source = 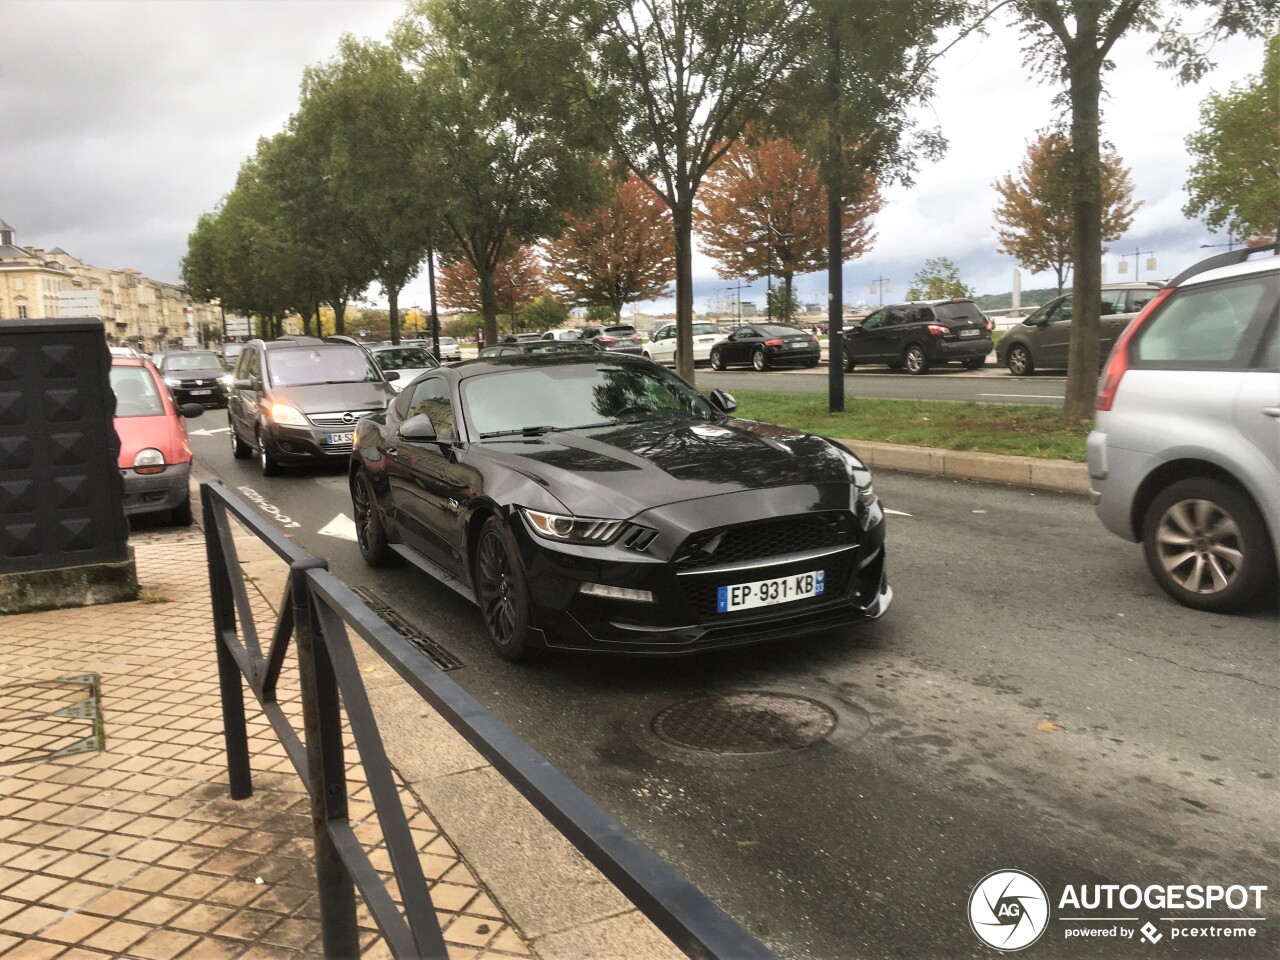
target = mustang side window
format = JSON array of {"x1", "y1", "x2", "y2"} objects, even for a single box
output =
[{"x1": 408, "y1": 378, "x2": 455, "y2": 438}]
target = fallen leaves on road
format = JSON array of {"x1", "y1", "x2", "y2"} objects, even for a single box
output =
[{"x1": 1035, "y1": 721, "x2": 1062, "y2": 733}]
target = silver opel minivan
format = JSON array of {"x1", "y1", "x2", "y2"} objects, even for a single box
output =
[{"x1": 1087, "y1": 244, "x2": 1278, "y2": 612}]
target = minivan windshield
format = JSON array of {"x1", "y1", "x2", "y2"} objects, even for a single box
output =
[{"x1": 266, "y1": 345, "x2": 381, "y2": 387}]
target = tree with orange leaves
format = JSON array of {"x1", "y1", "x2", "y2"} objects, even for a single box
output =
[
  {"x1": 993, "y1": 132, "x2": 1141, "y2": 295},
  {"x1": 697, "y1": 134, "x2": 883, "y2": 322},
  {"x1": 436, "y1": 245, "x2": 546, "y2": 327},
  {"x1": 544, "y1": 174, "x2": 675, "y2": 321}
]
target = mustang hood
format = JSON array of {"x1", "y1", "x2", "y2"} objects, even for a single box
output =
[{"x1": 477, "y1": 417, "x2": 862, "y2": 518}]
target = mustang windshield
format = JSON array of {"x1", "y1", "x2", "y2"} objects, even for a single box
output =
[
  {"x1": 266, "y1": 345, "x2": 380, "y2": 387},
  {"x1": 464, "y1": 363, "x2": 716, "y2": 438}
]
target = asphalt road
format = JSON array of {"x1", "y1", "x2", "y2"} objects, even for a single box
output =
[{"x1": 188, "y1": 424, "x2": 1278, "y2": 959}]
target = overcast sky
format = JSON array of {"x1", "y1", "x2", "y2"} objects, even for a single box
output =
[{"x1": 1, "y1": 1, "x2": 1266, "y2": 317}]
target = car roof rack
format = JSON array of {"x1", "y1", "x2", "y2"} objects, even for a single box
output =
[{"x1": 1169, "y1": 242, "x2": 1278, "y2": 287}]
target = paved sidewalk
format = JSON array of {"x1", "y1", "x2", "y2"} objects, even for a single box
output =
[{"x1": 0, "y1": 531, "x2": 532, "y2": 960}]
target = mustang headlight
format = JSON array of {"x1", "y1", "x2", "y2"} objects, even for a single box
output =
[
  {"x1": 522, "y1": 509, "x2": 623, "y2": 544},
  {"x1": 269, "y1": 403, "x2": 308, "y2": 426}
]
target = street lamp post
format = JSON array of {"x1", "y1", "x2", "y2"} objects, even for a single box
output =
[
  {"x1": 1116, "y1": 249, "x2": 1157, "y2": 280},
  {"x1": 749, "y1": 222, "x2": 793, "y2": 323},
  {"x1": 869, "y1": 276, "x2": 891, "y2": 306}
]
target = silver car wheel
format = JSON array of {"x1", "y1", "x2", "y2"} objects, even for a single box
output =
[{"x1": 1154, "y1": 498, "x2": 1245, "y2": 595}]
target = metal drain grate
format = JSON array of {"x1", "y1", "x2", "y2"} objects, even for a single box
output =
[
  {"x1": 651, "y1": 691, "x2": 836, "y2": 755},
  {"x1": 350, "y1": 586, "x2": 463, "y2": 672},
  {"x1": 0, "y1": 674, "x2": 104, "y2": 765}
]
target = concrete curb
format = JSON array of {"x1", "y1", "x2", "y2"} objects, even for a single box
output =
[{"x1": 839, "y1": 439, "x2": 1090, "y2": 494}]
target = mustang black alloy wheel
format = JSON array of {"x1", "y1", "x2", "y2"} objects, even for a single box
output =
[
  {"x1": 474, "y1": 517, "x2": 537, "y2": 662},
  {"x1": 352, "y1": 471, "x2": 391, "y2": 566}
]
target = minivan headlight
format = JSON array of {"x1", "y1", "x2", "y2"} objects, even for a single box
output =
[{"x1": 269, "y1": 403, "x2": 308, "y2": 426}]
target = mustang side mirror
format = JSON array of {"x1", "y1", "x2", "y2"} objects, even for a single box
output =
[
  {"x1": 399, "y1": 413, "x2": 438, "y2": 441},
  {"x1": 709, "y1": 389, "x2": 737, "y2": 414}
]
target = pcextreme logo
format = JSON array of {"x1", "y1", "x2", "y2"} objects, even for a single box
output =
[{"x1": 968, "y1": 870, "x2": 1050, "y2": 951}]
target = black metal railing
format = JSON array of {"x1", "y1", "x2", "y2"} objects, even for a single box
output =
[{"x1": 201, "y1": 479, "x2": 777, "y2": 960}]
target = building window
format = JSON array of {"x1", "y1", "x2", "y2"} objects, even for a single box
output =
[
  {"x1": 17, "y1": 305, "x2": 27, "y2": 319},
  {"x1": 12, "y1": 278, "x2": 22, "y2": 291}
]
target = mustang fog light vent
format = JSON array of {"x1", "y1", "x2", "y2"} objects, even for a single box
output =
[
  {"x1": 523, "y1": 509, "x2": 623, "y2": 544},
  {"x1": 579, "y1": 583, "x2": 655, "y2": 603}
]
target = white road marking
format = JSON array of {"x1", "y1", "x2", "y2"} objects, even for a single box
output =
[
  {"x1": 236, "y1": 485, "x2": 302, "y2": 528},
  {"x1": 318, "y1": 513, "x2": 359, "y2": 542},
  {"x1": 978, "y1": 393, "x2": 1063, "y2": 400},
  {"x1": 189, "y1": 427, "x2": 231, "y2": 436},
  {"x1": 884, "y1": 508, "x2": 913, "y2": 517}
]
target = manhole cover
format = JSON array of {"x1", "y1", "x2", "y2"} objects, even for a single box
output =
[{"x1": 651, "y1": 692, "x2": 836, "y2": 755}]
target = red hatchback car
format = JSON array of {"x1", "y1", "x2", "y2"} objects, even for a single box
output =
[{"x1": 110, "y1": 356, "x2": 203, "y2": 525}]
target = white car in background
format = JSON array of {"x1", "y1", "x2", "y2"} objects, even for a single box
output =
[
  {"x1": 644, "y1": 321, "x2": 721, "y2": 366},
  {"x1": 542, "y1": 328, "x2": 582, "y2": 341},
  {"x1": 368, "y1": 343, "x2": 441, "y2": 392},
  {"x1": 436, "y1": 336, "x2": 462, "y2": 361}
]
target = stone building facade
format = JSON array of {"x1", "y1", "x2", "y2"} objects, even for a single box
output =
[{"x1": 0, "y1": 218, "x2": 222, "y2": 350}]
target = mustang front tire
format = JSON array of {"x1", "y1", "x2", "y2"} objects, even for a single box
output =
[{"x1": 474, "y1": 517, "x2": 539, "y2": 662}]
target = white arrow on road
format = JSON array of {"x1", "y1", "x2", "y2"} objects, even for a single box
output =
[
  {"x1": 189, "y1": 427, "x2": 231, "y2": 436},
  {"x1": 318, "y1": 513, "x2": 359, "y2": 541},
  {"x1": 884, "y1": 508, "x2": 913, "y2": 517}
]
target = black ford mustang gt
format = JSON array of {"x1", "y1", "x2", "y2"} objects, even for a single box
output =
[{"x1": 349, "y1": 354, "x2": 890, "y2": 661}]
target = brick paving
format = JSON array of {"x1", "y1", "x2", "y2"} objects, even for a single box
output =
[{"x1": 0, "y1": 529, "x2": 533, "y2": 960}]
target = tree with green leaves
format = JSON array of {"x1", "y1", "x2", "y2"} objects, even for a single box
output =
[
  {"x1": 994, "y1": 132, "x2": 1141, "y2": 294},
  {"x1": 521, "y1": 294, "x2": 572, "y2": 332},
  {"x1": 396, "y1": 4, "x2": 603, "y2": 346},
  {"x1": 429, "y1": 0, "x2": 808, "y2": 382},
  {"x1": 1008, "y1": 0, "x2": 1276, "y2": 422},
  {"x1": 298, "y1": 36, "x2": 436, "y2": 345},
  {"x1": 1184, "y1": 33, "x2": 1279, "y2": 243},
  {"x1": 906, "y1": 258, "x2": 974, "y2": 300}
]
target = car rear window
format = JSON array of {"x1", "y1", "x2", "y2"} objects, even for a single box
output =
[
  {"x1": 605, "y1": 326, "x2": 637, "y2": 335},
  {"x1": 932, "y1": 303, "x2": 985, "y2": 323},
  {"x1": 374, "y1": 347, "x2": 438, "y2": 370},
  {"x1": 757, "y1": 325, "x2": 806, "y2": 337},
  {"x1": 111, "y1": 367, "x2": 166, "y2": 417}
]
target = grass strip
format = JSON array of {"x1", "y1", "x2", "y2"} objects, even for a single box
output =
[{"x1": 730, "y1": 390, "x2": 1089, "y2": 462}]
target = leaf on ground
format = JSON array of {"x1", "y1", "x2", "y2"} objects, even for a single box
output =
[
  {"x1": 736, "y1": 839, "x2": 759, "y2": 847},
  {"x1": 1035, "y1": 721, "x2": 1062, "y2": 732}
]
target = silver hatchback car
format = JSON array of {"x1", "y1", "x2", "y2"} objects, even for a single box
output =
[{"x1": 1087, "y1": 244, "x2": 1278, "y2": 612}]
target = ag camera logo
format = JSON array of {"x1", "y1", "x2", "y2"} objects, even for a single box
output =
[{"x1": 969, "y1": 870, "x2": 1050, "y2": 951}]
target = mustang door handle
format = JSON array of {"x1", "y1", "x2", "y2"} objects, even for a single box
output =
[{"x1": 1263, "y1": 407, "x2": 1280, "y2": 419}]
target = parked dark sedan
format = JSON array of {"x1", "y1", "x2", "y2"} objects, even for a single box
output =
[
  {"x1": 709, "y1": 324, "x2": 821, "y2": 371},
  {"x1": 349, "y1": 354, "x2": 890, "y2": 661},
  {"x1": 159, "y1": 350, "x2": 228, "y2": 407}
]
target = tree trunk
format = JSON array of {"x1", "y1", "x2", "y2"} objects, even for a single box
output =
[
  {"x1": 1063, "y1": 54, "x2": 1104, "y2": 424},
  {"x1": 333, "y1": 299, "x2": 347, "y2": 336},
  {"x1": 673, "y1": 202, "x2": 695, "y2": 383},
  {"x1": 388, "y1": 285, "x2": 401, "y2": 345},
  {"x1": 478, "y1": 268, "x2": 500, "y2": 346}
]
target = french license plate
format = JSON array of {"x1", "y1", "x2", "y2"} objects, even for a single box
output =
[
  {"x1": 959, "y1": 329, "x2": 980, "y2": 338},
  {"x1": 326, "y1": 432, "x2": 354, "y2": 445},
  {"x1": 717, "y1": 570, "x2": 824, "y2": 613},
  {"x1": 789, "y1": 341, "x2": 807, "y2": 348},
  {"x1": 190, "y1": 389, "x2": 212, "y2": 396}
]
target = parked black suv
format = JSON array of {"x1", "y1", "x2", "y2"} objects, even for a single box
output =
[
  {"x1": 227, "y1": 336, "x2": 399, "y2": 475},
  {"x1": 842, "y1": 299, "x2": 994, "y2": 374}
]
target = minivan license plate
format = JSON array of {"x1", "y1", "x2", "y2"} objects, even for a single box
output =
[
  {"x1": 326, "y1": 432, "x2": 354, "y2": 445},
  {"x1": 717, "y1": 570, "x2": 824, "y2": 613}
]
